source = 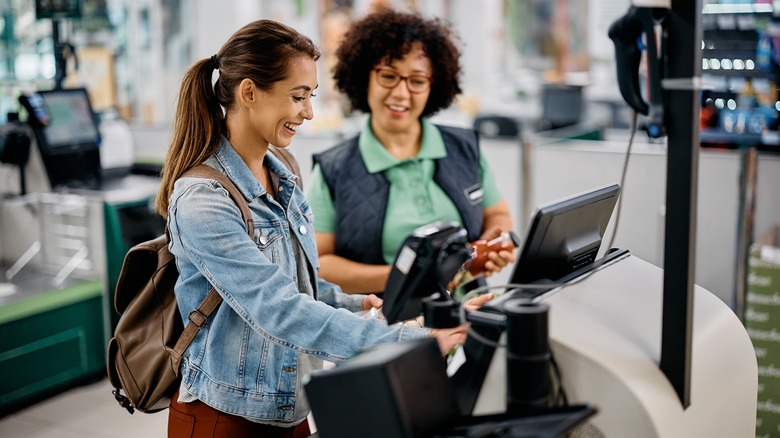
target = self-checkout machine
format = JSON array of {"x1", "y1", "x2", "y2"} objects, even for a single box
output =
[
  {"x1": 0, "y1": 2, "x2": 162, "y2": 414},
  {"x1": 0, "y1": 95, "x2": 107, "y2": 414},
  {"x1": 304, "y1": 1, "x2": 758, "y2": 437}
]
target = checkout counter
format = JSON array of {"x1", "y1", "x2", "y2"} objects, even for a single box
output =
[
  {"x1": 0, "y1": 88, "x2": 162, "y2": 414},
  {"x1": 304, "y1": 188, "x2": 758, "y2": 437}
]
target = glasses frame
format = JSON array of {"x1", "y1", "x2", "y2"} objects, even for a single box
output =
[{"x1": 372, "y1": 67, "x2": 432, "y2": 94}]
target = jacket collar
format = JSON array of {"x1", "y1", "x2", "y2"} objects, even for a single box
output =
[{"x1": 211, "y1": 137, "x2": 296, "y2": 201}]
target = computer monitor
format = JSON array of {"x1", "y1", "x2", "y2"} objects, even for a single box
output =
[
  {"x1": 382, "y1": 221, "x2": 471, "y2": 324},
  {"x1": 540, "y1": 84, "x2": 584, "y2": 130},
  {"x1": 19, "y1": 87, "x2": 103, "y2": 188},
  {"x1": 25, "y1": 88, "x2": 101, "y2": 156},
  {"x1": 507, "y1": 183, "x2": 621, "y2": 288},
  {"x1": 449, "y1": 184, "x2": 622, "y2": 415}
]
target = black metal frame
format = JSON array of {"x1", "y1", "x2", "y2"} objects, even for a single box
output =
[{"x1": 659, "y1": 0, "x2": 702, "y2": 408}]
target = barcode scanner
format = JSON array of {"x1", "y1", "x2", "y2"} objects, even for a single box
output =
[{"x1": 609, "y1": 6, "x2": 669, "y2": 138}]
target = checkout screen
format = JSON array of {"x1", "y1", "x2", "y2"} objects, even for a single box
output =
[{"x1": 41, "y1": 91, "x2": 100, "y2": 150}]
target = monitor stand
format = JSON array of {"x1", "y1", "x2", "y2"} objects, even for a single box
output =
[
  {"x1": 499, "y1": 247, "x2": 631, "y2": 304},
  {"x1": 41, "y1": 149, "x2": 102, "y2": 190},
  {"x1": 447, "y1": 248, "x2": 631, "y2": 415}
]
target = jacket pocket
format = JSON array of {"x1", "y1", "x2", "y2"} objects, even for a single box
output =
[{"x1": 253, "y1": 225, "x2": 283, "y2": 263}]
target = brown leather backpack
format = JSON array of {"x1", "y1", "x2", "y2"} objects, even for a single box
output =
[{"x1": 107, "y1": 147, "x2": 301, "y2": 414}]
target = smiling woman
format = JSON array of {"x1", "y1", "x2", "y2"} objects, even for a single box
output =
[
  {"x1": 150, "y1": 18, "x2": 467, "y2": 438},
  {"x1": 307, "y1": 8, "x2": 516, "y2": 296}
]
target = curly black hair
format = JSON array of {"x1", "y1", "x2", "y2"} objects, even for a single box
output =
[{"x1": 332, "y1": 9, "x2": 462, "y2": 118}]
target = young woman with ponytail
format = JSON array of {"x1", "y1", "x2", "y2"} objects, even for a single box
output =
[{"x1": 157, "y1": 19, "x2": 477, "y2": 438}]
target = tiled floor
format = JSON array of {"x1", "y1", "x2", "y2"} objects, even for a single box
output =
[
  {"x1": 0, "y1": 376, "x2": 325, "y2": 437},
  {"x1": 0, "y1": 378, "x2": 168, "y2": 438}
]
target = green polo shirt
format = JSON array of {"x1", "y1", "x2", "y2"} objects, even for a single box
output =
[{"x1": 307, "y1": 118, "x2": 502, "y2": 264}]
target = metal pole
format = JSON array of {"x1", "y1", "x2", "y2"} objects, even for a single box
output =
[
  {"x1": 659, "y1": 0, "x2": 702, "y2": 408},
  {"x1": 520, "y1": 132, "x2": 532, "y2": 232},
  {"x1": 734, "y1": 146, "x2": 757, "y2": 321},
  {"x1": 52, "y1": 18, "x2": 65, "y2": 89}
]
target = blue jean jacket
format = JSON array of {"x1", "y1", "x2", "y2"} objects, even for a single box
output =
[{"x1": 167, "y1": 138, "x2": 429, "y2": 424}]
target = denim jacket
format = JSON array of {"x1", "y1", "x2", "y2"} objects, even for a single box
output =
[{"x1": 167, "y1": 138, "x2": 429, "y2": 425}]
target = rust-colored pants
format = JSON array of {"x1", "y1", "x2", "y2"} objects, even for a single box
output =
[{"x1": 168, "y1": 389, "x2": 311, "y2": 438}]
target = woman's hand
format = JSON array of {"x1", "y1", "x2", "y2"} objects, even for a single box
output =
[
  {"x1": 361, "y1": 294, "x2": 384, "y2": 311},
  {"x1": 429, "y1": 294, "x2": 495, "y2": 354},
  {"x1": 430, "y1": 325, "x2": 469, "y2": 354},
  {"x1": 463, "y1": 293, "x2": 494, "y2": 312}
]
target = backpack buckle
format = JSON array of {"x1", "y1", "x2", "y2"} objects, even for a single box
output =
[
  {"x1": 189, "y1": 309, "x2": 207, "y2": 327},
  {"x1": 113, "y1": 389, "x2": 135, "y2": 414}
]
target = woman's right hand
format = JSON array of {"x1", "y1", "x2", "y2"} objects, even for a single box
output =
[{"x1": 429, "y1": 324, "x2": 469, "y2": 355}]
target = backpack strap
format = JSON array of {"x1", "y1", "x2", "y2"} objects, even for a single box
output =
[
  {"x1": 269, "y1": 145, "x2": 303, "y2": 189},
  {"x1": 182, "y1": 165, "x2": 254, "y2": 235},
  {"x1": 170, "y1": 164, "x2": 254, "y2": 363}
]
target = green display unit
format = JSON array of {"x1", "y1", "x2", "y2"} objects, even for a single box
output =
[
  {"x1": 0, "y1": 280, "x2": 105, "y2": 416},
  {"x1": 746, "y1": 223, "x2": 780, "y2": 438}
]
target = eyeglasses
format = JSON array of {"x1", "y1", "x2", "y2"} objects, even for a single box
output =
[{"x1": 373, "y1": 67, "x2": 432, "y2": 94}]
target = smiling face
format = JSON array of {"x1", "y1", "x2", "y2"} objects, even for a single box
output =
[
  {"x1": 367, "y1": 43, "x2": 432, "y2": 136},
  {"x1": 251, "y1": 55, "x2": 318, "y2": 148}
]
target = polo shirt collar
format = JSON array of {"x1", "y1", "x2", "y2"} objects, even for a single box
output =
[{"x1": 359, "y1": 117, "x2": 446, "y2": 173}]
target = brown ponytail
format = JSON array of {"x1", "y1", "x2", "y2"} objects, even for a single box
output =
[{"x1": 156, "y1": 58, "x2": 224, "y2": 216}]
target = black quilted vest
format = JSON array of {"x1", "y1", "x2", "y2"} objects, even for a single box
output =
[{"x1": 313, "y1": 124, "x2": 484, "y2": 265}]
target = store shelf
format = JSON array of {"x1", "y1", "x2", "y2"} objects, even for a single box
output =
[
  {"x1": 702, "y1": 68, "x2": 776, "y2": 80},
  {"x1": 700, "y1": 6, "x2": 780, "y2": 150},
  {"x1": 703, "y1": 2, "x2": 773, "y2": 30},
  {"x1": 701, "y1": 129, "x2": 763, "y2": 146},
  {"x1": 700, "y1": 129, "x2": 780, "y2": 153},
  {"x1": 703, "y1": 3, "x2": 773, "y2": 15}
]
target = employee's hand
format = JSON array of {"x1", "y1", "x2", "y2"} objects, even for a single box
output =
[
  {"x1": 483, "y1": 249, "x2": 515, "y2": 276},
  {"x1": 479, "y1": 225, "x2": 505, "y2": 242},
  {"x1": 361, "y1": 294, "x2": 384, "y2": 311},
  {"x1": 478, "y1": 227, "x2": 516, "y2": 273},
  {"x1": 479, "y1": 226, "x2": 516, "y2": 276},
  {"x1": 430, "y1": 324, "x2": 469, "y2": 354}
]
